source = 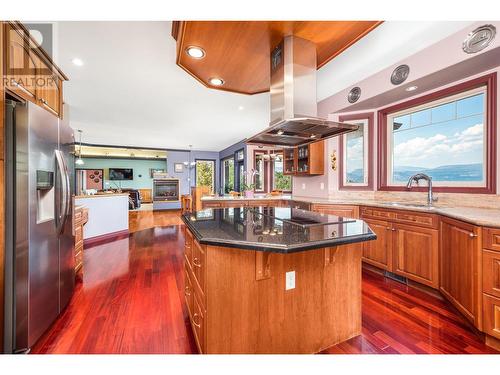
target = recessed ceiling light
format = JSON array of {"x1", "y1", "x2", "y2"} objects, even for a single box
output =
[
  {"x1": 310, "y1": 134, "x2": 317, "y2": 139},
  {"x1": 406, "y1": 85, "x2": 418, "y2": 92},
  {"x1": 72, "y1": 58, "x2": 84, "y2": 66},
  {"x1": 209, "y1": 77, "x2": 224, "y2": 86},
  {"x1": 277, "y1": 130, "x2": 284, "y2": 135},
  {"x1": 185, "y1": 46, "x2": 205, "y2": 59},
  {"x1": 238, "y1": 105, "x2": 245, "y2": 111}
]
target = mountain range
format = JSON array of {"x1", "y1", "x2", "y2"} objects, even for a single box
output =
[{"x1": 346, "y1": 163, "x2": 483, "y2": 183}]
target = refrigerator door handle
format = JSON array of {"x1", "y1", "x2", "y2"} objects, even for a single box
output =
[{"x1": 55, "y1": 150, "x2": 70, "y2": 234}]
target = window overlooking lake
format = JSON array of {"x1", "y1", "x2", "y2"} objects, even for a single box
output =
[
  {"x1": 342, "y1": 119, "x2": 368, "y2": 186},
  {"x1": 387, "y1": 87, "x2": 486, "y2": 186},
  {"x1": 339, "y1": 114, "x2": 373, "y2": 190}
]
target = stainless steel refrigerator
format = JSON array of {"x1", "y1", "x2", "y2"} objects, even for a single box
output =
[{"x1": 3, "y1": 98, "x2": 75, "y2": 353}]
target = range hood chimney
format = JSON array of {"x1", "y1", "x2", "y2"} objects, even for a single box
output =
[{"x1": 247, "y1": 35, "x2": 358, "y2": 147}]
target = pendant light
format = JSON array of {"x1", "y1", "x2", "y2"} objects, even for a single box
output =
[{"x1": 75, "y1": 129, "x2": 84, "y2": 165}]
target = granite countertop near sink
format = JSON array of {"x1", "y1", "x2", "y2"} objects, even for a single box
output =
[
  {"x1": 291, "y1": 196, "x2": 500, "y2": 228},
  {"x1": 182, "y1": 206, "x2": 376, "y2": 253}
]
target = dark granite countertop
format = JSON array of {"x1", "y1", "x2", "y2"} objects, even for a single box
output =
[{"x1": 181, "y1": 206, "x2": 376, "y2": 253}]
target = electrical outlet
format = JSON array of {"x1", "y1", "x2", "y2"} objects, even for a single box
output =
[
  {"x1": 285, "y1": 271, "x2": 296, "y2": 290},
  {"x1": 301, "y1": 183, "x2": 306, "y2": 190},
  {"x1": 320, "y1": 182, "x2": 325, "y2": 190}
]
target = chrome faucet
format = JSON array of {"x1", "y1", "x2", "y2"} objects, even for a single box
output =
[{"x1": 406, "y1": 173, "x2": 437, "y2": 206}]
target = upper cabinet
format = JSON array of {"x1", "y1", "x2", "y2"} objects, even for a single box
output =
[
  {"x1": 3, "y1": 22, "x2": 67, "y2": 117},
  {"x1": 283, "y1": 141, "x2": 324, "y2": 176}
]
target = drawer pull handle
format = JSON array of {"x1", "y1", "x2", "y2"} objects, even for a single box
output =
[
  {"x1": 469, "y1": 233, "x2": 478, "y2": 238},
  {"x1": 192, "y1": 313, "x2": 201, "y2": 327},
  {"x1": 193, "y1": 258, "x2": 202, "y2": 268},
  {"x1": 184, "y1": 286, "x2": 191, "y2": 296}
]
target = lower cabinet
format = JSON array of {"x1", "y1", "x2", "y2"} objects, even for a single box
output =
[
  {"x1": 392, "y1": 223, "x2": 439, "y2": 288},
  {"x1": 359, "y1": 206, "x2": 440, "y2": 288},
  {"x1": 311, "y1": 204, "x2": 359, "y2": 219},
  {"x1": 483, "y1": 294, "x2": 500, "y2": 340},
  {"x1": 440, "y1": 217, "x2": 482, "y2": 328},
  {"x1": 184, "y1": 228, "x2": 206, "y2": 353},
  {"x1": 362, "y1": 218, "x2": 393, "y2": 271}
]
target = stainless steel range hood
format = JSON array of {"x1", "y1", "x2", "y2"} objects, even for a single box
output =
[{"x1": 247, "y1": 36, "x2": 359, "y2": 147}]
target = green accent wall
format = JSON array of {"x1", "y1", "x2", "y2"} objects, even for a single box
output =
[{"x1": 79, "y1": 158, "x2": 168, "y2": 190}]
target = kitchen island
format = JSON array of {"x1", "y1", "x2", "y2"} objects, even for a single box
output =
[{"x1": 181, "y1": 206, "x2": 376, "y2": 353}]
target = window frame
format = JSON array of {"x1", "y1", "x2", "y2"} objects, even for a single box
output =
[
  {"x1": 270, "y1": 150, "x2": 292, "y2": 193},
  {"x1": 377, "y1": 72, "x2": 497, "y2": 194},
  {"x1": 194, "y1": 158, "x2": 216, "y2": 194},
  {"x1": 338, "y1": 113, "x2": 374, "y2": 190},
  {"x1": 221, "y1": 156, "x2": 235, "y2": 194},
  {"x1": 253, "y1": 150, "x2": 267, "y2": 192}
]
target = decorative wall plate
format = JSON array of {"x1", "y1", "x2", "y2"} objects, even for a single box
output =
[
  {"x1": 391, "y1": 64, "x2": 410, "y2": 85},
  {"x1": 348, "y1": 87, "x2": 361, "y2": 103},
  {"x1": 463, "y1": 24, "x2": 496, "y2": 54}
]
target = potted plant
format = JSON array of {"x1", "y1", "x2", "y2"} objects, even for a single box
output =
[{"x1": 242, "y1": 169, "x2": 258, "y2": 198}]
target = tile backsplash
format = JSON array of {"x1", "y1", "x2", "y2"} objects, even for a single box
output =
[{"x1": 329, "y1": 191, "x2": 500, "y2": 209}]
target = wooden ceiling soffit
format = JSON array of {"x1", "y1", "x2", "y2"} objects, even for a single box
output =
[{"x1": 172, "y1": 21, "x2": 382, "y2": 95}]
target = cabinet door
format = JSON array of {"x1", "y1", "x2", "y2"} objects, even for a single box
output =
[
  {"x1": 483, "y1": 294, "x2": 500, "y2": 340},
  {"x1": 5, "y1": 23, "x2": 38, "y2": 100},
  {"x1": 440, "y1": 217, "x2": 482, "y2": 327},
  {"x1": 36, "y1": 59, "x2": 62, "y2": 116},
  {"x1": 393, "y1": 223, "x2": 439, "y2": 288},
  {"x1": 283, "y1": 148, "x2": 296, "y2": 175},
  {"x1": 362, "y1": 218, "x2": 392, "y2": 271}
]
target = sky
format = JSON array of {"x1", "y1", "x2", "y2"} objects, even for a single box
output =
[{"x1": 392, "y1": 92, "x2": 484, "y2": 169}]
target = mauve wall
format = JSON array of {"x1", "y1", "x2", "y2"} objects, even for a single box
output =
[
  {"x1": 165, "y1": 149, "x2": 220, "y2": 195},
  {"x1": 293, "y1": 21, "x2": 500, "y2": 198}
]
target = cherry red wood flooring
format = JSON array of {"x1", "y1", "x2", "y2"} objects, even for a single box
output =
[{"x1": 31, "y1": 214, "x2": 499, "y2": 354}]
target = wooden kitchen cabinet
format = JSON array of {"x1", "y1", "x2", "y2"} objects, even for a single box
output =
[
  {"x1": 440, "y1": 217, "x2": 482, "y2": 328},
  {"x1": 483, "y1": 250, "x2": 500, "y2": 299},
  {"x1": 138, "y1": 188, "x2": 153, "y2": 203},
  {"x1": 282, "y1": 141, "x2": 324, "y2": 176},
  {"x1": 3, "y1": 22, "x2": 67, "y2": 117},
  {"x1": 73, "y1": 206, "x2": 88, "y2": 273},
  {"x1": 311, "y1": 204, "x2": 359, "y2": 219},
  {"x1": 362, "y1": 218, "x2": 393, "y2": 271},
  {"x1": 483, "y1": 294, "x2": 500, "y2": 340},
  {"x1": 392, "y1": 223, "x2": 439, "y2": 288}
]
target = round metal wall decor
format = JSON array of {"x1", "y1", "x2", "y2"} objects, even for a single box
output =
[
  {"x1": 347, "y1": 87, "x2": 361, "y2": 103},
  {"x1": 463, "y1": 24, "x2": 496, "y2": 54},
  {"x1": 391, "y1": 64, "x2": 410, "y2": 85}
]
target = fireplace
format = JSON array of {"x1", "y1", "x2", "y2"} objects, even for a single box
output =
[{"x1": 153, "y1": 179, "x2": 179, "y2": 201}]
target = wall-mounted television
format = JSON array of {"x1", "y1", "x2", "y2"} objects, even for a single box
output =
[{"x1": 109, "y1": 168, "x2": 133, "y2": 180}]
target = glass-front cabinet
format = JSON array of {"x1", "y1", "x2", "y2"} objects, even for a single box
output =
[{"x1": 282, "y1": 141, "x2": 325, "y2": 176}]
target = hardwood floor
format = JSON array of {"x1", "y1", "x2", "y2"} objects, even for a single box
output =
[
  {"x1": 31, "y1": 210, "x2": 498, "y2": 354},
  {"x1": 129, "y1": 209, "x2": 183, "y2": 233}
]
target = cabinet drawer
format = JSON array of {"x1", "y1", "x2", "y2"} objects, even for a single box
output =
[
  {"x1": 82, "y1": 209, "x2": 89, "y2": 224},
  {"x1": 74, "y1": 210, "x2": 82, "y2": 224},
  {"x1": 483, "y1": 228, "x2": 500, "y2": 253},
  {"x1": 184, "y1": 264, "x2": 194, "y2": 317},
  {"x1": 483, "y1": 294, "x2": 500, "y2": 340},
  {"x1": 192, "y1": 292, "x2": 206, "y2": 353},
  {"x1": 184, "y1": 227, "x2": 193, "y2": 268},
  {"x1": 312, "y1": 204, "x2": 359, "y2": 219},
  {"x1": 360, "y1": 206, "x2": 394, "y2": 220},
  {"x1": 192, "y1": 239, "x2": 206, "y2": 298},
  {"x1": 393, "y1": 211, "x2": 438, "y2": 229},
  {"x1": 75, "y1": 225, "x2": 83, "y2": 244},
  {"x1": 483, "y1": 250, "x2": 500, "y2": 298}
]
